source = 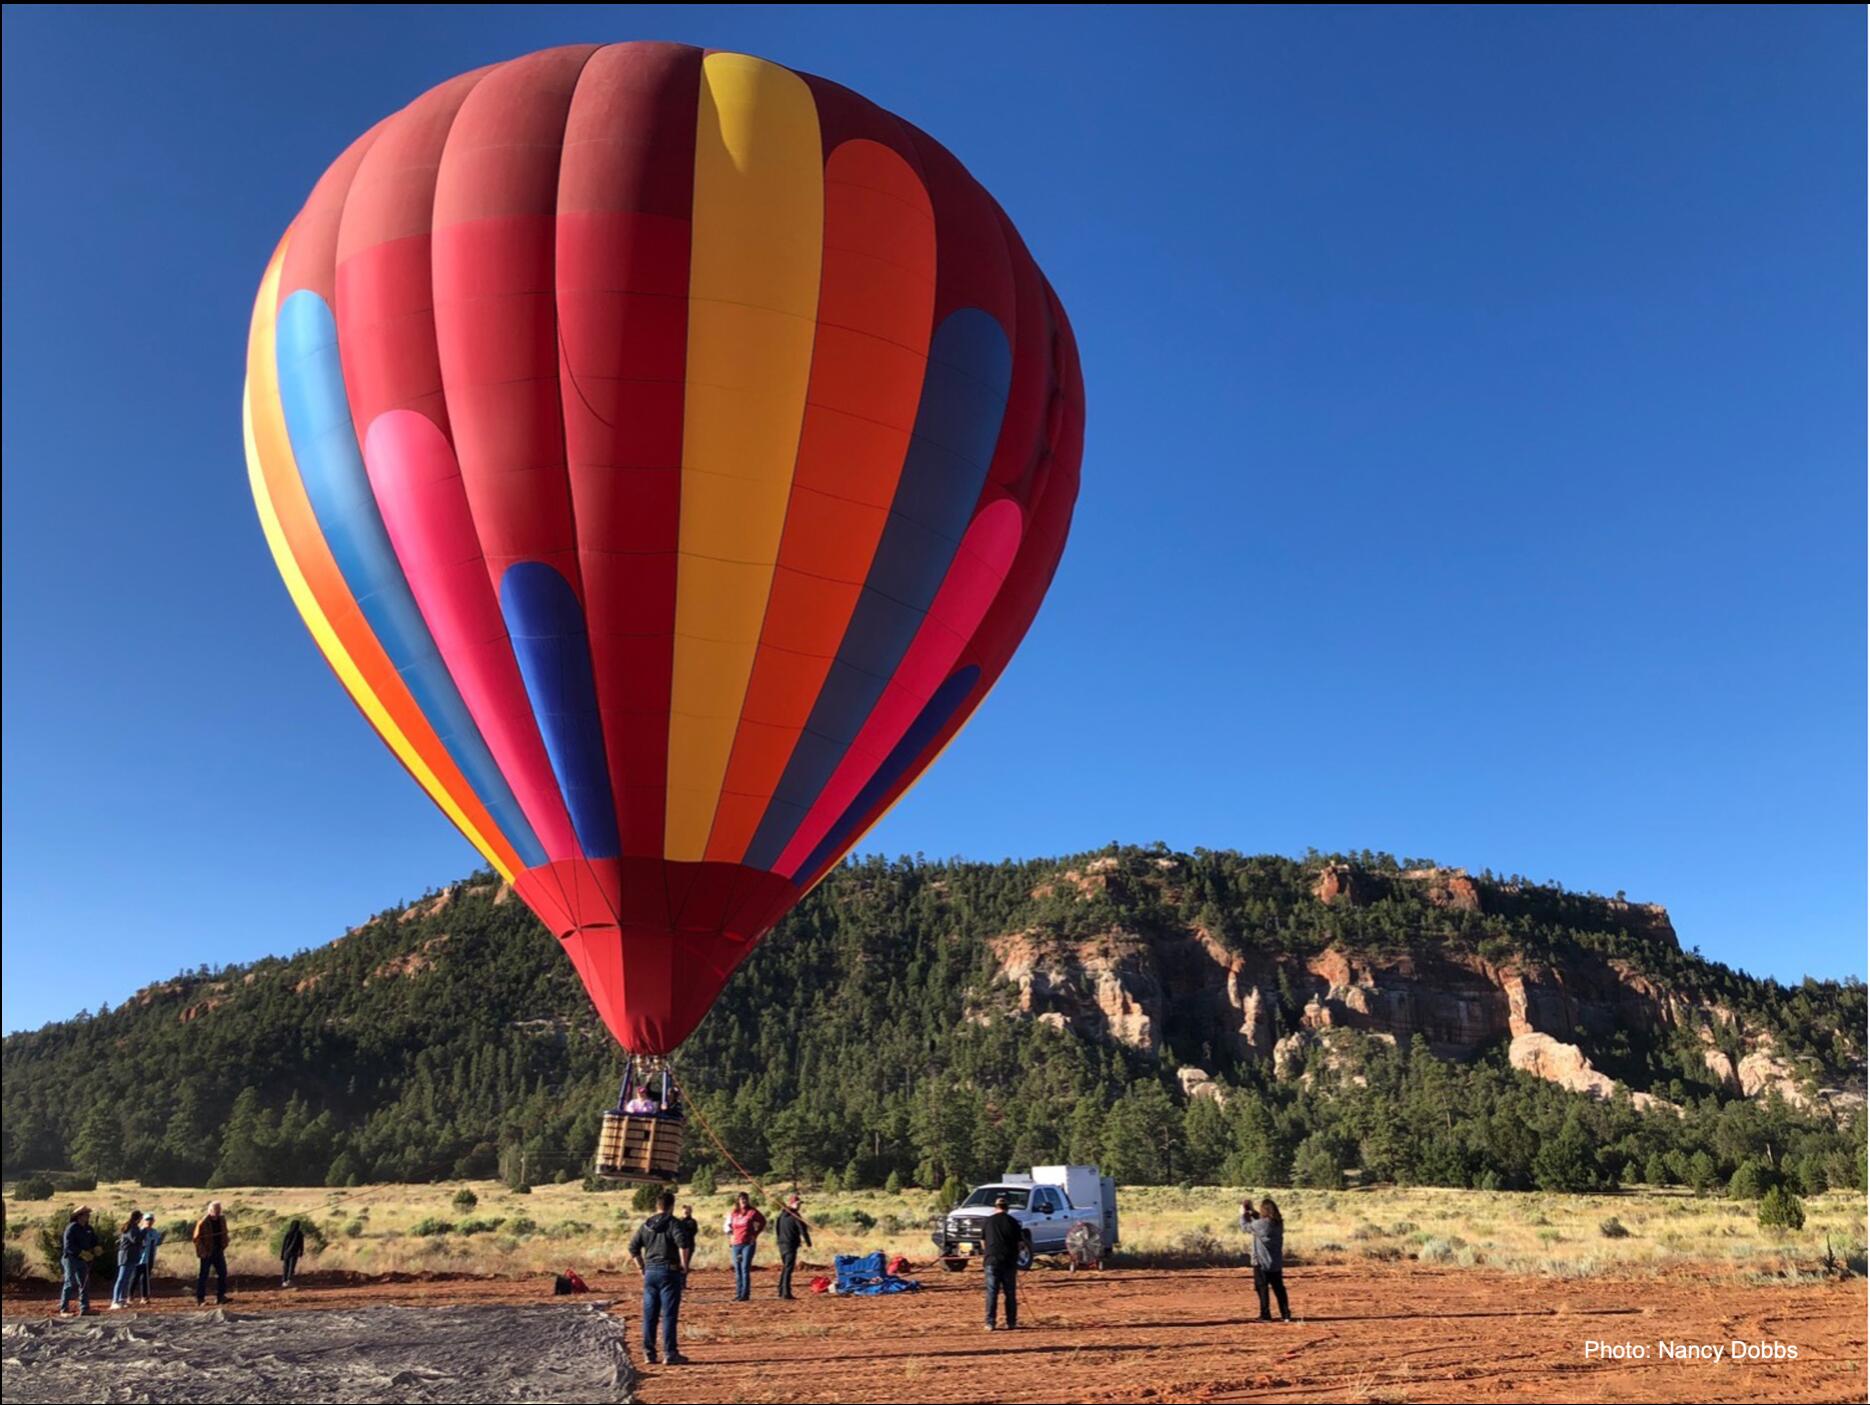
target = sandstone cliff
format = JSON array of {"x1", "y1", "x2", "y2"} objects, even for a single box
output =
[{"x1": 977, "y1": 861, "x2": 1862, "y2": 1116}]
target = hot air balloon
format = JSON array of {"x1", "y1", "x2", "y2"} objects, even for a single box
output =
[{"x1": 245, "y1": 43, "x2": 1083, "y2": 1159}]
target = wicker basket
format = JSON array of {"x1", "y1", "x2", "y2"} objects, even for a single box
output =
[{"x1": 595, "y1": 1111, "x2": 684, "y2": 1182}]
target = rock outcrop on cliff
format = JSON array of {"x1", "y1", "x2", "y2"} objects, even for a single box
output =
[
  {"x1": 1507, "y1": 1033, "x2": 1675, "y2": 1113},
  {"x1": 976, "y1": 862, "x2": 1861, "y2": 1116}
]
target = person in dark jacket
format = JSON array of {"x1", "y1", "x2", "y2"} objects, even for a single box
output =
[
  {"x1": 132, "y1": 1213, "x2": 162, "y2": 1303},
  {"x1": 56, "y1": 1207, "x2": 100, "y2": 1316},
  {"x1": 1244, "y1": 1197, "x2": 1292, "y2": 1322},
  {"x1": 773, "y1": 1194, "x2": 813, "y2": 1300},
  {"x1": 629, "y1": 1190, "x2": 692, "y2": 1366},
  {"x1": 193, "y1": 1200, "x2": 230, "y2": 1306},
  {"x1": 980, "y1": 1194, "x2": 1025, "y2": 1330},
  {"x1": 676, "y1": 1204, "x2": 699, "y2": 1257},
  {"x1": 280, "y1": 1219, "x2": 306, "y2": 1287},
  {"x1": 109, "y1": 1209, "x2": 145, "y2": 1309}
]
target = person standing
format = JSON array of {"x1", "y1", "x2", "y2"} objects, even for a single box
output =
[
  {"x1": 55, "y1": 1206, "x2": 100, "y2": 1317},
  {"x1": 628, "y1": 1190, "x2": 692, "y2": 1366},
  {"x1": 132, "y1": 1213, "x2": 162, "y2": 1303},
  {"x1": 193, "y1": 1199, "x2": 230, "y2": 1306},
  {"x1": 676, "y1": 1203, "x2": 699, "y2": 1259},
  {"x1": 109, "y1": 1209, "x2": 145, "y2": 1309},
  {"x1": 773, "y1": 1194, "x2": 812, "y2": 1300},
  {"x1": 980, "y1": 1194, "x2": 1024, "y2": 1331},
  {"x1": 726, "y1": 1192, "x2": 766, "y2": 1302},
  {"x1": 280, "y1": 1219, "x2": 306, "y2": 1287},
  {"x1": 1245, "y1": 1197, "x2": 1292, "y2": 1322}
]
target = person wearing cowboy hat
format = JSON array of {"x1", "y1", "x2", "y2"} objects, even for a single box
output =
[{"x1": 55, "y1": 1206, "x2": 100, "y2": 1316}]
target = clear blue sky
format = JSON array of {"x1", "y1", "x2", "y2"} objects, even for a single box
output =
[{"x1": 3, "y1": 5, "x2": 1863, "y2": 1032}]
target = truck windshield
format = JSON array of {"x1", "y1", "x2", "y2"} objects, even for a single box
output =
[{"x1": 961, "y1": 1187, "x2": 1030, "y2": 1210}]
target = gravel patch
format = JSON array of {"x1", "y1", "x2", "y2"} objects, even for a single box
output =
[{"x1": 1, "y1": 1302, "x2": 636, "y2": 1404}]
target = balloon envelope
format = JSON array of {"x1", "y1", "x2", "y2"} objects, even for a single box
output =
[{"x1": 245, "y1": 42, "x2": 1083, "y2": 1053}]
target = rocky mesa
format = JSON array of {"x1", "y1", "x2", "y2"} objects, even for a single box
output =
[{"x1": 979, "y1": 857, "x2": 1863, "y2": 1117}]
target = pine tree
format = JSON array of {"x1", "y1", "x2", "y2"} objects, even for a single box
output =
[
  {"x1": 1757, "y1": 1184, "x2": 1805, "y2": 1231},
  {"x1": 1182, "y1": 1095, "x2": 1231, "y2": 1182},
  {"x1": 209, "y1": 1088, "x2": 273, "y2": 1188},
  {"x1": 325, "y1": 1151, "x2": 361, "y2": 1187},
  {"x1": 1530, "y1": 1111, "x2": 1599, "y2": 1192},
  {"x1": 71, "y1": 1099, "x2": 123, "y2": 1180},
  {"x1": 160, "y1": 1085, "x2": 217, "y2": 1184},
  {"x1": 1289, "y1": 1133, "x2": 1342, "y2": 1189},
  {"x1": 1223, "y1": 1094, "x2": 1290, "y2": 1186}
]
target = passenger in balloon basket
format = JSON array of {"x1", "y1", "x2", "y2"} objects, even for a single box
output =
[
  {"x1": 981, "y1": 1195, "x2": 1023, "y2": 1331},
  {"x1": 726, "y1": 1192, "x2": 767, "y2": 1301},
  {"x1": 629, "y1": 1190, "x2": 693, "y2": 1366},
  {"x1": 775, "y1": 1194, "x2": 813, "y2": 1300}
]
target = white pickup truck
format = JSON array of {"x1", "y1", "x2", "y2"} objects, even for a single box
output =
[{"x1": 932, "y1": 1165, "x2": 1119, "y2": 1271}]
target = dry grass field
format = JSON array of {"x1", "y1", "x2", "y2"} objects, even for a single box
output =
[
  {"x1": 5, "y1": 1180, "x2": 1864, "y2": 1404},
  {"x1": 6, "y1": 1179, "x2": 1862, "y2": 1284}
]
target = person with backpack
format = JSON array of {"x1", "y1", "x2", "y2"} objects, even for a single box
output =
[
  {"x1": 109, "y1": 1209, "x2": 145, "y2": 1309},
  {"x1": 628, "y1": 1190, "x2": 692, "y2": 1366}
]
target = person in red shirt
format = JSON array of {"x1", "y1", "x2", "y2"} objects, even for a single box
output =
[{"x1": 726, "y1": 1193, "x2": 767, "y2": 1302}]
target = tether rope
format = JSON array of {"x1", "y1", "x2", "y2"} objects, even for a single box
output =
[
  {"x1": 665, "y1": 1059, "x2": 812, "y2": 1229},
  {"x1": 665, "y1": 1059, "x2": 770, "y2": 1196}
]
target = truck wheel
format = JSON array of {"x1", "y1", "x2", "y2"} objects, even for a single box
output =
[
  {"x1": 1016, "y1": 1238, "x2": 1034, "y2": 1272},
  {"x1": 940, "y1": 1257, "x2": 967, "y2": 1273}
]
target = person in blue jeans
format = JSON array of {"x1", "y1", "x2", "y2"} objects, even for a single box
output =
[
  {"x1": 980, "y1": 1195, "x2": 1023, "y2": 1331},
  {"x1": 725, "y1": 1193, "x2": 766, "y2": 1303},
  {"x1": 56, "y1": 1206, "x2": 100, "y2": 1316},
  {"x1": 109, "y1": 1209, "x2": 145, "y2": 1309},
  {"x1": 628, "y1": 1190, "x2": 692, "y2": 1366},
  {"x1": 131, "y1": 1214, "x2": 162, "y2": 1303}
]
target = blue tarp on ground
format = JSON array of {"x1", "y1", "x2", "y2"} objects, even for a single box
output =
[{"x1": 832, "y1": 1251, "x2": 920, "y2": 1296}]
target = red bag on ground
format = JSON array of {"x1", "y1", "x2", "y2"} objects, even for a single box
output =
[
  {"x1": 886, "y1": 1255, "x2": 913, "y2": 1276},
  {"x1": 563, "y1": 1269, "x2": 590, "y2": 1293},
  {"x1": 809, "y1": 1275, "x2": 833, "y2": 1294}
]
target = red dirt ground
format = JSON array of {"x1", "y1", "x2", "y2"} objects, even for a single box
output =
[{"x1": 6, "y1": 1262, "x2": 1864, "y2": 1403}]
